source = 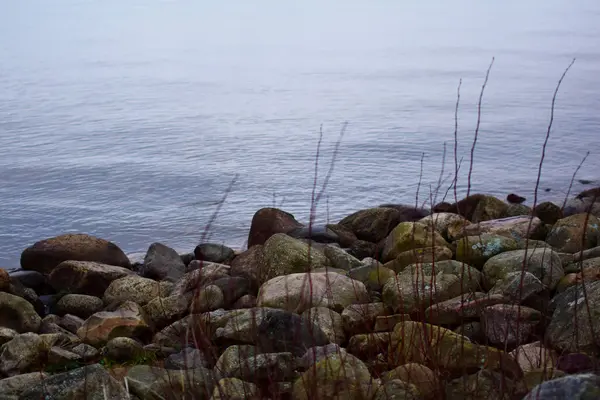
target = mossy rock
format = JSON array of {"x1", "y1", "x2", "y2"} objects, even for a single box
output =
[
  {"x1": 455, "y1": 234, "x2": 520, "y2": 269},
  {"x1": 381, "y1": 222, "x2": 450, "y2": 263}
]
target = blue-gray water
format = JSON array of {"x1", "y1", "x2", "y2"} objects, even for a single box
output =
[{"x1": 1, "y1": 0, "x2": 599, "y2": 268}]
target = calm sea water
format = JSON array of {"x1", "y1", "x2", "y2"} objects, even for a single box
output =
[{"x1": 1, "y1": 0, "x2": 599, "y2": 268}]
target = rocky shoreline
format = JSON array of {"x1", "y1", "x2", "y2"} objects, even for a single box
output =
[{"x1": 1, "y1": 190, "x2": 600, "y2": 399}]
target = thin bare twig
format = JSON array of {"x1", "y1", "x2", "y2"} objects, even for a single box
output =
[{"x1": 562, "y1": 150, "x2": 590, "y2": 211}]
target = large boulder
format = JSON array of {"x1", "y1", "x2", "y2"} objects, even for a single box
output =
[
  {"x1": 20, "y1": 233, "x2": 130, "y2": 274},
  {"x1": 126, "y1": 365, "x2": 215, "y2": 400},
  {"x1": 546, "y1": 280, "x2": 600, "y2": 355},
  {"x1": 103, "y1": 275, "x2": 166, "y2": 306},
  {"x1": 141, "y1": 242, "x2": 186, "y2": 281},
  {"x1": 434, "y1": 194, "x2": 509, "y2": 223},
  {"x1": 55, "y1": 294, "x2": 104, "y2": 319},
  {"x1": 247, "y1": 208, "x2": 304, "y2": 248},
  {"x1": 533, "y1": 201, "x2": 563, "y2": 225},
  {"x1": 0, "y1": 333, "x2": 45, "y2": 376},
  {"x1": 381, "y1": 222, "x2": 450, "y2": 262},
  {"x1": 456, "y1": 216, "x2": 546, "y2": 242},
  {"x1": 256, "y1": 272, "x2": 369, "y2": 314},
  {"x1": 229, "y1": 245, "x2": 267, "y2": 291},
  {"x1": 523, "y1": 373, "x2": 600, "y2": 400},
  {"x1": 77, "y1": 301, "x2": 151, "y2": 346},
  {"x1": 480, "y1": 304, "x2": 542, "y2": 347},
  {"x1": 19, "y1": 363, "x2": 130, "y2": 400},
  {"x1": 338, "y1": 207, "x2": 404, "y2": 243},
  {"x1": 546, "y1": 214, "x2": 600, "y2": 253},
  {"x1": 418, "y1": 212, "x2": 470, "y2": 242},
  {"x1": 0, "y1": 292, "x2": 42, "y2": 333},
  {"x1": 482, "y1": 247, "x2": 564, "y2": 290},
  {"x1": 48, "y1": 260, "x2": 134, "y2": 297},
  {"x1": 455, "y1": 233, "x2": 520, "y2": 269},
  {"x1": 261, "y1": 233, "x2": 330, "y2": 279}
]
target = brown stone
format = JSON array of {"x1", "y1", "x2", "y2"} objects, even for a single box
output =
[{"x1": 247, "y1": 208, "x2": 304, "y2": 248}]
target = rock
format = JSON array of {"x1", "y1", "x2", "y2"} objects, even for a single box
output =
[
  {"x1": 0, "y1": 291, "x2": 41, "y2": 333},
  {"x1": 510, "y1": 341, "x2": 557, "y2": 372},
  {"x1": 556, "y1": 353, "x2": 596, "y2": 374},
  {"x1": 141, "y1": 242, "x2": 186, "y2": 281},
  {"x1": 77, "y1": 301, "x2": 151, "y2": 347},
  {"x1": 247, "y1": 208, "x2": 304, "y2": 248},
  {"x1": 288, "y1": 225, "x2": 340, "y2": 244},
  {"x1": 104, "y1": 336, "x2": 144, "y2": 362},
  {"x1": 435, "y1": 194, "x2": 509, "y2": 223},
  {"x1": 194, "y1": 243, "x2": 235, "y2": 264},
  {"x1": 374, "y1": 314, "x2": 411, "y2": 332},
  {"x1": 523, "y1": 368, "x2": 566, "y2": 393},
  {"x1": 322, "y1": 245, "x2": 364, "y2": 271},
  {"x1": 457, "y1": 216, "x2": 546, "y2": 242},
  {"x1": 209, "y1": 276, "x2": 251, "y2": 306},
  {"x1": 445, "y1": 369, "x2": 522, "y2": 400},
  {"x1": 381, "y1": 222, "x2": 450, "y2": 262},
  {"x1": 47, "y1": 346, "x2": 82, "y2": 366},
  {"x1": 546, "y1": 280, "x2": 600, "y2": 354},
  {"x1": 507, "y1": 193, "x2": 526, "y2": 204},
  {"x1": 573, "y1": 246, "x2": 600, "y2": 263},
  {"x1": 215, "y1": 346, "x2": 295, "y2": 381},
  {"x1": 48, "y1": 260, "x2": 134, "y2": 297},
  {"x1": 546, "y1": 213, "x2": 600, "y2": 253},
  {"x1": 211, "y1": 377, "x2": 260, "y2": 400},
  {"x1": 488, "y1": 271, "x2": 545, "y2": 303},
  {"x1": 103, "y1": 275, "x2": 165, "y2": 306},
  {"x1": 341, "y1": 303, "x2": 388, "y2": 335},
  {"x1": 297, "y1": 344, "x2": 346, "y2": 370},
  {"x1": 19, "y1": 363, "x2": 130, "y2": 400},
  {"x1": 381, "y1": 363, "x2": 438, "y2": 399},
  {"x1": 261, "y1": 233, "x2": 330, "y2": 281},
  {"x1": 5, "y1": 281, "x2": 45, "y2": 317},
  {"x1": 482, "y1": 247, "x2": 564, "y2": 290},
  {"x1": 126, "y1": 365, "x2": 215, "y2": 400},
  {"x1": 455, "y1": 234, "x2": 520, "y2": 269},
  {"x1": 190, "y1": 284, "x2": 225, "y2": 313},
  {"x1": 165, "y1": 347, "x2": 209, "y2": 369},
  {"x1": 454, "y1": 321, "x2": 483, "y2": 342},
  {"x1": 387, "y1": 321, "x2": 522, "y2": 378},
  {"x1": 0, "y1": 327, "x2": 17, "y2": 346},
  {"x1": 506, "y1": 203, "x2": 532, "y2": 217},
  {"x1": 480, "y1": 304, "x2": 542, "y2": 347},
  {"x1": 20, "y1": 233, "x2": 131, "y2": 275},
  {"x1": 347, "y1": 332, "x2": 391, "y2": 360},
  {"x1": 302, "y1": 307, "x2": 346, "y2": 345},
  {"x1": 60, "y1": 314, "x2": 85, "y2": 334},
  {"x1": 143, "y1": 292, "x2": 193, "y2": 330},
  {"x1": 564, "y1": 195, "x2": 600, "y2": 218},
  {"x1": 171, "y1": 262, "x2": 230, "y2": 296},
  {"x1": 339, "y1": 207, "x2": 405, "y2": 243},
  {"x1": 385, "y1": 246, "x2": 453, "y2": 273},
  {"x1": 347, "y1": 263, "x2": 396, "y2": 292},
  {"x1": 523, "y1": 373, "x2": 600, "y2": 400},
  {"x1": 0, "y1": 268, "x2": 10, "y2": 291},
  {"x1": 348, "y1": 240, "x2": 377, "y2": 260},
  {"x1": 418, "y1": 212, "x2": 471, "y2": 242},
  {"x1": 7, "y1": 270, "x2": 50, "y2": 294},
  {"x1": 70, "y1": 343, "x2": 99, "y2": 361},
  {"x1": 326, "y1": 224, "x2": 358, "y2": 247},
  {"x1": 229, "y1": 245, "x2": 266, "y2": 292},
  {"x1": 0, "y1": 372, "x2": 48, "y2": 398},
  {"x1": 424, "y1": 292, "x2": 507, "y2": 325},
  {"x1": 0, "y1": 333, "x2": 44, "y2": 376},
  {"x1": 213, "y1": 308, "x2": 330, "y2": 356},
  {"x1": 533, "y1": 201, "x2": 563, "y2": 225},
  {"x1": 257, "y1": 272, "x2": 369, "y2": 314},
  {"x1": 55, "y1": 294, "x2": 104, "y2": 319},
  {"x1": 232, "y1": 294, "x2": 256, "y2": 309},
  {"x1": 373, "y1": 379, "x2": 421, "y2": 400},
  {"x1": 292, "y1": 352, "x2": 378, "y2": 400}
]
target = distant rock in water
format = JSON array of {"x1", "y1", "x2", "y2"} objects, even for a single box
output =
[
  {"x1": 576, "y1": 186, "x2": 600, "y2": 200},
  {"x1": 506, "y1": 193, "x2": 526, "y2": 204}
]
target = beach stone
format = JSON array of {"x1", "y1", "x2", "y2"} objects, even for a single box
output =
[
  {"x1": 215, "y1": 346, "x2": 295, "y2": 381},
  {"x1": 77, "y1": 301, "x2": 151, "y2": 347},
  {"x1": 533, "y1": 201, "x2": 563, "y2": 225},
  {"x1": 339, "y1": 207, "x2": 404, "y2": 243},
  {"x1": 143, "y1": 292, "x2": 193, "y2": 330},
  {"x1": 7, "y1": 270, "x2": 50, "y2": 295},
  {"x1": 454, "y1": 321, "x2": 483, "y2": 342},
  {"x1": 323, "y1": 245, "x2": 364, "y2": 271},
  {"x1": 418, "y1": 212, "x2": 470, "y2": 241},
  {"x1": 470, "y1": 195, "x2": 510, "y2": 223},
  {"x1": 302, "y1": 307, "x2": 345, "y2": 345},
  {"x1": 232, "y1": 294, "x2": 256, "y2": 309},
  {"x1": 297, "y1": 344, "x2": 346, "y2": 370},
  {"x1": 546, "y1": 213, "x2": 600, "y2": 253},
  {"x1": 20, "y1": 233, "x2": 131, "y2": 275},
  {"x1": 194, "y1": 243, "x2": 235, "y2": 264},
  {"x1": 381, "y1": 363, "x2": 438, "y2": 399},
  {"x1": 563, "y1": 195, "x2": 600, "y2": 218},
  {"x1": 19, "y1": 363, "x2": 129, "y2": 400},
  {"x1": 455, "y1": 233, "x2": 520, "y2": 269},
  {"x1": 381, "y1": 222, "x2": 449, "y2": 262},
  {"x1": 247, "y1": 207, "x2": 304, "y2": 248},
  {"x1": 0, "y1": 327, "x2": 18, "y2": 346},
  {"x1": 211, "y1": 378, "x2": 259, "y2": 400},
  {"x1": 445, "y1": 369, "x2": 522, "y2": 400},
  {"x1": 347, "y1": 332, "x2": 391, "y2": 360},
  {"x1": 288, "y1": 225, "x2": 340, "y2": 244},
  {"x1": 103, "y1": 275, "x2": 165, "y2": 306},
  {"x1": 480, "y1": 304, "x2": 542, "y2": 347},
  {"x1": 164, "y1": 347, "x2": 209, "y2": 369},
  {"x1": 0, "y1": 291, "x2": 41, "y2": 334},
  {"x1": 556, "y1": 352, "x2": 596, "y2": 374},
  {"x1": 510, "y1": 341, "x2": 557, "y2": 372},
  {"x1": 425, "y1": 292, "x2": 507, "y2": 325},
  {"x1": 488, "y1": 271, "x2": 545, "y2": 303},
  {"x1": 523, "y1": 373, "x2": 600, "y2": 400},
  {"x1": 347, "y1": 263, "x2": 396, "y2": 292},
  {"x1": 55, "y1": 294, "x2": 104, "y2": 319},
  {"x1": 60, "y1": 314, "x2": 85, "y2": 334},
  {"x1": 457, "y1": 216, "x2": 546, "y2": 242},
  {"x1": 0, "y1": 372, "x2": 48, "y2": 398},
  {"x1": 574, "y1": 246, "x2": 600, "y2": 263},
  {"x1": 0, "y1": 332, "x2": 45, "y2": 376},
  {"x1": 546, "y1": 280, "x2": 600, "y2": 354},
  {"x1": 105, "y1": 336, "x2": 144, "y2": 362},
  {"x1": 385, "y1": 246, "x2": 453, "y2": 273},
  {"x1": 292, "y1": 352, "x2": 378, "y2": 400},
  {"x1": 0, "y1": 268, "x2": 10, "y2": 291},
  {"x1": 482, "y1": 247, "x2": 564, "y2": 290},
  {"x1": 341, "y1": 302, "x2": 388, "y2": 335},
  {"x1": 374, "y1": 314, "x2": 411, "y2": 332},
  {"x1": 171, "y1": 262, "x2": 230, "y2": 296},
  {"x1": 126, "y1": 365, "x2": 215, "y2": 400},
  {"x1": 209, "y1": 276, "x2": 250, "y2": 306},
  {"x1": 261, "y1": 233, "x2": 330, "y2": 280},
  {"x1": 506, "y1": 203, "x2": 532, "y2": 217},
  {"x1": 141, "y1": 242, "x2": 186, "y2": 282},
  {"x1": 348, "y1": 240, "x2": 377, "y2": 260},
  {"x1": 229, "y1": 245, "x2": 266, "y2": 291},
  {"x1": 326, "y1": 223, "x2": 358, "y2": 247},
  {"x1": 257, "y1": 272, "x2": 369, "y2": 314},
  {"x1": 373, "y1": 379, "x2": 420, "y2": 400},
  {"x1": 47, "y1": 346, "x2": 81, "y2": 366},
  {"x1": 190, "y1": 284, "x2": 225, "y2": 313},
  {"x1": 48, "y1": 260, "x2": 134, "y2": 297}
]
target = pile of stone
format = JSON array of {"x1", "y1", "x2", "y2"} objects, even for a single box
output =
[{"x1": 1, "y1": 189, "x2": 600, "y2": 399}]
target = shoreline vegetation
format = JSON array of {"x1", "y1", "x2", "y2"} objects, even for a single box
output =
[{"x1": 2, "y1": 58, "x2": 598, "y2": 398}]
